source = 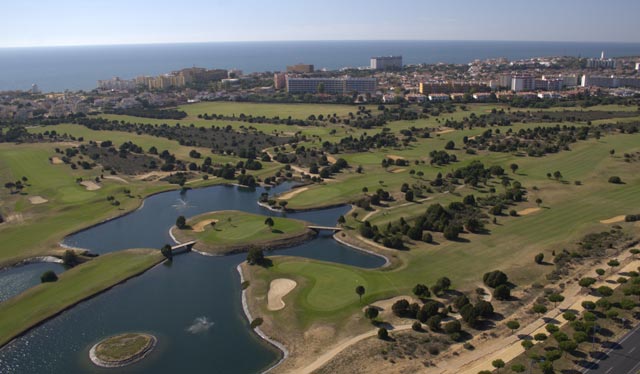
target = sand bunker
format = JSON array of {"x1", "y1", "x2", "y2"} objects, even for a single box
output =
[
  {"x1": 103, "y1": 176, "x2": 129, "y2": 184},
  {"x1": 326, "y1": 155, "x2": 337, "y2": 164},
  {"x1": 50, "y1": 157, "x2": 63, "y2": 165},
  {"x1": 191, "y1": 219, "x2": 219, "y2": 233},
  {"x1": 518, "y1": 207, "x2": 541, "y2": 216},
  {"x1": 386, "y1": 154, "x2": 405, "y2": 161},
  {"x1": 80, "y1": 181, "x2": 101, "y2": 191},
  {"x1": 390, "y1": 168, "x2": 406, "y2": 174},
  {"x1": 435, "y1": 128, "x2": 455, "y2": 135},
  {"x1": 600, "y1": 215, "x2": 626, "y2": 224},
  {"x1": 278, "y1": 187, "x2": 309, "y2": 200},
  {"x1": 267, "y1": 278, "x2": 297, "y2": 311},
  {"x1": 28, "y1": 196, "x2": 48, "y2": 205}
]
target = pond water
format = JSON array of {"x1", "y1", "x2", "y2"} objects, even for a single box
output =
[{"x1": 0, "y1": 183, "x2": 385, "y2": 373}]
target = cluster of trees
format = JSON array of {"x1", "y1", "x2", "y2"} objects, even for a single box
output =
[
  {"x1": 108, "y1": 107, "x2": 187, "y2": 120},
  {"x1": 326, "y1": 131, "x2": 401, "y2": 154},
  {"x1": 4, "y1": 176, "x2": 28, "y2": 194},
  {"x1": 483, "y1": 270, "x2": 511, "y2": 300}
]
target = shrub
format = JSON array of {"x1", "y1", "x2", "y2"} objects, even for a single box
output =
[
  {"x1": 411, "y1": 321, "x2": 422, "y2": 331},
  {"x1": 534, "y1": 253, "x2": 544, "y2": 264},
  {"x1": 377, "y1": 327, "x2": 389, "y2": 340},
  {"x1": 608, "y1": 176, "x2": 623, "y2": 184},
  {"x1": 40, "y1": 270, "x2": 58, "y2": 283}
]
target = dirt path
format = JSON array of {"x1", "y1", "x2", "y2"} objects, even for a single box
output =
[
  {"x1": 134, "y1": 171, "x2": 173, "y2": 181},
  {"x1": 292, "y1": 323, "x2": 414, "y2": 374},
  {"x1": 267, "y1": 279, "x2": 297, "y2": 311},
  {"x1": 445, "y1": 253, "x2": 639, "y2": 374},
  {"x1": 435, "y1": 127, "x2": 455, "y2": 135}
]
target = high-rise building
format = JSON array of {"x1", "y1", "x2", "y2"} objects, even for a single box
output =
[
  {"x1": 511, "y1": 75, "x2": 535, "y2": 92},
  {"x1": 286, "y1": 64, "x2": 314, "y2": 74},
  {"x1": 286, "y1": 77, "x2": 376, "y2": 94},
  {"x1": 274, "y1": 73, "x2": 287, "y2": 90},
  {"x1": 370, "y1": 56, "x2": 403, "y2": 70}
]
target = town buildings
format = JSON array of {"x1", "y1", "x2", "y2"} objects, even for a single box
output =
[{"x1": 586, "y1": 52, "x2": 616, "y2": 69}]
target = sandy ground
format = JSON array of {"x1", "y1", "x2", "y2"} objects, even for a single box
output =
[
  {"x1": 390, "y1": 168, "x2": 406, "y2": 174},
  {"x1": 518, "y1": 207, "x2": 541, "y2": 216},
  {"x1": 80, "y1": 181, "x2": 101, "y2": 191},
  {"x1": 191, "y1": 219, "x2": 218, "y2": 233},
  {"x1": 278, "y1": 187, "x2": 309, "y2": 200},
  {"x1": 103, "y1": 175, "x2": 129, "y2": 184},
  {"x1": 435, "y1": 127, "x2": 455, "y2": 135},
  {"x1": 267, "y1": 279, "x2": 297, "y2": 311},
  {"x1": 50, "y1": 156, "x2": 63, "y2": 165},
  {"x1": 446, "y1": 254, "x2": 640, "y2": 374},
  {"x1": 326, "y1": 155, "x2": 337, "y2": 164},
  {"x1": 600, "y1": 215, "x2": 626, "y2": 224},
  {"x1": 386, "y1": 154, "x2": 405, "y2": 161},
  {"x1": 4, "y1": 213, "x2": 24, "y2": 224},
  {"x1": 28, "y1": 196, "x2": 48, "y2": 205},
  {"x1": 133, "y1": 171, "x2": 174, "y2": 181}
]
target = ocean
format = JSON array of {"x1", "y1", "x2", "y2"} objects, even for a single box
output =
[{"x1": 0, "y1": 40, "x2": 639, "y2": 93}]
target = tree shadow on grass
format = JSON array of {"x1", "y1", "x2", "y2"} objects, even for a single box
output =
[{"x1": 271, "y1": 229, "x2": 284, "y2": 234}]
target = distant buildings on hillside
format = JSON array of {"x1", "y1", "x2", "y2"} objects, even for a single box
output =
[
  {"x1": 286, "y1": 63, "x2": 314, "y2": 74},
  {"x1": 97, "y1": 67, "x2": 228, "y2": 90},
  {"x1": 586, "y1": 51, "x2": 616, "y2": 69},
  {"x1": 581, "y1": 74, "x2": 640, "y2": 89},
  {"x1": 370, "y1": 56, "x2": 403, "y2": 70}
]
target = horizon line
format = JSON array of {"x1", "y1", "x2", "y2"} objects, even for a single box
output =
[{"x1": 2, "y1": 38, "x2": 639, "y2": 49}]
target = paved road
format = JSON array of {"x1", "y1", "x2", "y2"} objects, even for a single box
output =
[{"x1": 583, "y1": 324, "x2": 640, "y2": 374}]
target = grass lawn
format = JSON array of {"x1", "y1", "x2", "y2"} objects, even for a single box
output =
[
  {"x1": 173, "y1": 210, "x2": 311, "y2": 254},
  {"x1": 0, "y1": 249, "x2": 163, "y2": 347}
]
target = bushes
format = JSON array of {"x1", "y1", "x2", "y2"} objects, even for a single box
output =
[
  {"x1": 625, "y1": 214, "x2": 640, "y2": 222},
  {"x1": 608, "y1": 176, "x2": 623, "y2": 184},
  {"x1": 40, "y1": 270, "x2": 58, "y2": 283}
]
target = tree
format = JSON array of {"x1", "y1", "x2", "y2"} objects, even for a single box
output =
[
  {"x1": 553, "y1": 171, "x2": 562, "y2": 180},
  {"x1": 595, "y1": 268, "x2": 605, "y2": 278},
  {"x1": 534, "y1": 333, "x2": 547, "y2": 341},
  {"x1": 534, "y1": 253, "x2": 544, "y2": 264},
  {"x1": 355, "y1": 285, "x2": 365, "y2": 302},
  {"x1": 474, "y1": 300, "x2": 494, "y2": 318},
  {"x1": 548, "y1": 293, "x2": 565, "y2": 308},
  {"x1": 494, "y1": 284, "x2": 511, "y2": 300},
  {"x1": 264, "y1": 217, "x2": 275, "y2": 230},
  {"x1": 176, "y1": 215, "x2": 187, "y2": 229},
  {"x1": 246, "y1": 247, "x2": 265, "y2": 265},
  {"x1": 405, "y1": 190, "x2": 414, "y2": 202},
  {"x1": 521, "y1": 340, "x2": 534, "y2": 350},
  {"x1": 608, "y1": 176, "x2": 622, "y2": 184},
  {"x1": 337, "y1": 215, "x2": 346, "y2": 225},
  {"x1": 435, "y1": 277, "x2": 452, "y2": 291},
  {"x1": 492, "y1": 359, "x2": 505, "y2": 372},
  {"x1": 444, "y1": 320, "x2": 461, "y2": 334},
  {"x1": 579, "y1": 277, "x2": 596, "y2": 289},
  {"x1": 427, "y1": 315, "x2": 442, "y2": 331},
  {"x1": 160, "y1": 244, "x2": 173, "y2": 260},
  {"x1": 607, "y1": 259, "x2": 620, "y2": 268},
  {"x1": 511, "y1": 363, "x2": 526, "y2": 373},
  {"x1": 483, "y1": 270, "x2": 508, "y2": 288},
  {"x1": 40, "y1": 270, "x2": 58, "y2": 283},
  {"x1": 377, "y1": 327, "x2": 389, "y2": 340},
  {"x1": 62, "y1": 250, "x2": 80, "y2": 267},
  {"x1": 532, "y1": 304, "x2": 547, "y2": 316},
  {"x1": 444, "y1": 140, "x2": 455, "y2": 150},
  {"x1": 581, "y1": 300, "x2": 596, "y2": 310},
  {"x1": 535, "y1": 198, "x2": 542, "y2": 207},
  {"x1": 413, "y1": 283, "x2": 431, "y2": 299},
  {"x1": 559, "y1": 340, "x2": 578, "y2": 355},
  {"x1": 509, "y1": 163, "x2": 519, "y2": 174},
  {"x1": 364, "y1": 306, "x2": 379, "y2": 320},
  {"x1": 597, "y1": 286, "x2": 613, "y2": 297},
  {"x1": 506, "y1": 320, "x2": 520, "y2": 333}
]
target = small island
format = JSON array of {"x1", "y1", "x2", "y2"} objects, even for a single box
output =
[
  {"x1": 171, "y1": 210, "x2": 316, "y2": 255},
  {"x1": 89, "y1": 333, "x2": 157, "y2": 368}
]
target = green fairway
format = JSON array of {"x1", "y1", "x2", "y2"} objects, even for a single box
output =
[
  {"x1": 178, "y1": 101, "x2": 379, "y2": 120},
  {"x1": 0, "y1": 249, "x2": 163, "y2": 347},
  {"x1": 173, "y1": 210, "x2": 312, "y2": 254}
]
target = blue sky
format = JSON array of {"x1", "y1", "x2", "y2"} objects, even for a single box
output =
[{"x1": 2, "y1": 0, "x2": 639, "y2": 47}]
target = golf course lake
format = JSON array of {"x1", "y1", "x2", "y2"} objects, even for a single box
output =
[{"x1": 0, "y1": 183, "x2": 385, "y2": 373}]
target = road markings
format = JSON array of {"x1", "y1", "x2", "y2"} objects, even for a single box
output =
[
  {"x1": 629, "y1": 346, "x2": 636, "y2": 354},
  {"x1": 605, "y1": 367, "x2": 614, "y2": 374}
]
